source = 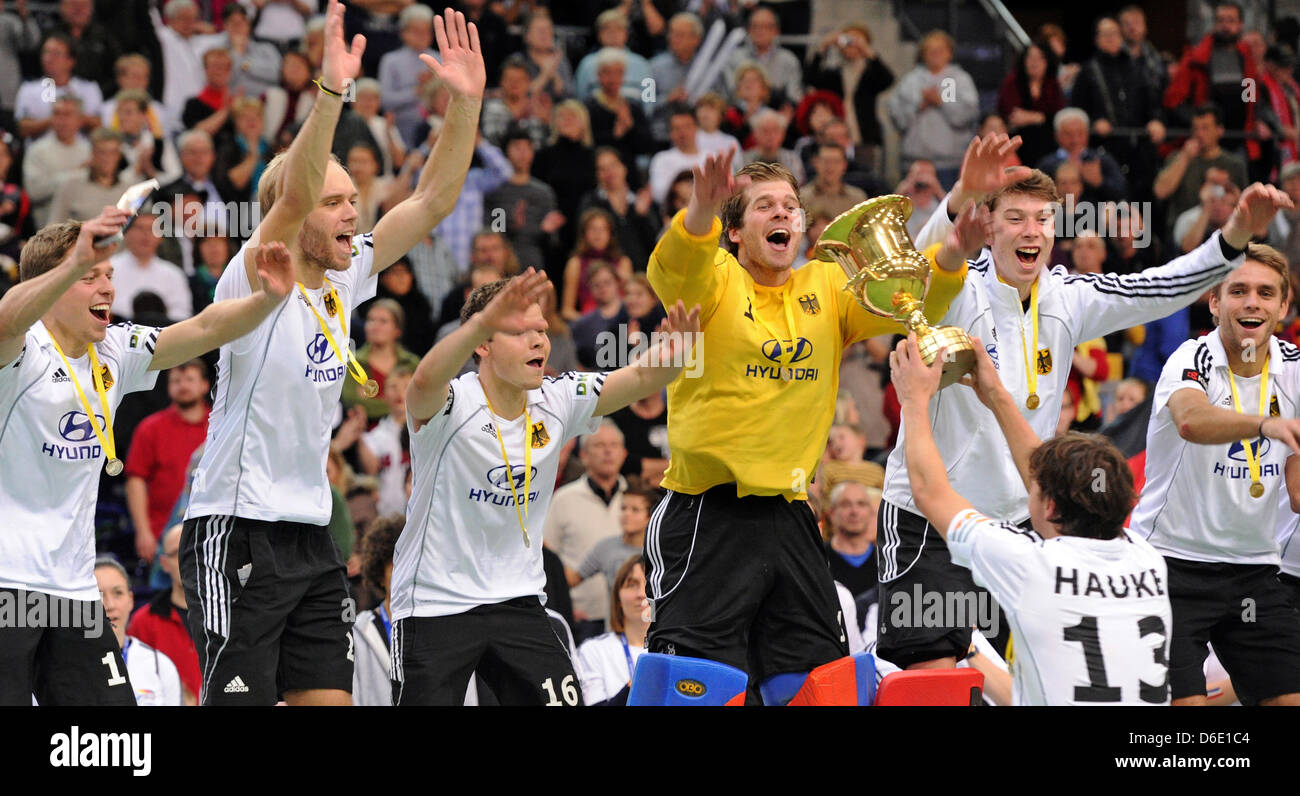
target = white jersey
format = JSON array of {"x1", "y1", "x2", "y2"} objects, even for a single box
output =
[
  {"x1": 186, "y1": 236, "x2": 377, "y2": 525},
  {"x1": 122, "y1": 637, "x2": 183, "y2": 706},
  {"x1": 391, "y1": 371, "x2": 606, "y2": 619},
  {"x1": 1130, "y1": 331, "x2": 1300, "y2": 565},
  {"x1": 883, "y1": 197, "x2": 1242, "y2": 526},
  {"x1": 1278, "y1": 507, "x2": 1300, "y2": 579},
  {"x1": 0, "y1": 321, "x2": 159, "y2": 600},
  {"x1": 575, "y1": 631, "x2": 645, "y2": 705},
  {"x1": 362, "y1": 415, "x2": 408, "y2": 516},
  {"x1": 946, "y1": 509, "x2": 1172, "y2": 706}
]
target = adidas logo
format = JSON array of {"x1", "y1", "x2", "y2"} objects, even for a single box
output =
[
  {"x1": 482, "y1": 422, "x2": 495, "y2": 435},
  {"x1": 223, "y1": 675, "x2": 250, "y2": 694},
  {"x1": 51, "y1": 367, "x2": 70, "y2": 384}
]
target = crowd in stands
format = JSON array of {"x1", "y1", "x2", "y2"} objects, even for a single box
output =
[{"x1": 4, "y1": 0, "x2": 1299, "y2": 704}]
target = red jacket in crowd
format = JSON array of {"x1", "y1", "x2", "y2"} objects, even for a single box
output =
[
  {"x1": 1164, "y1": 34, "x2": 1261, "y2": 161},
  {"x1": 127, "y1": 591, "x2": 200, "y2": 704}
]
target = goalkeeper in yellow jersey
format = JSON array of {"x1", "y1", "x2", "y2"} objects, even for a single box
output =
[{"x1": 633, "y1": 144, "x2": 988, "y2": 704}]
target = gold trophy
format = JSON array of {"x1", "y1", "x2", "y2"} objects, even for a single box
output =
[{"x1": 814, "y1": 195, "x2": 975, "y2": 388}]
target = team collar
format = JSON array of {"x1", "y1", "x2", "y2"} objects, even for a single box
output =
[
  {"x1": 1205, "y1": 326, "x2": 1283, "y2": 373},
  {"x1": 983, "y1": 255, "x2": 1054, "y2": 304},
  {"x1": 469, "y1": 371, "x2": 541, "y2": 415}
]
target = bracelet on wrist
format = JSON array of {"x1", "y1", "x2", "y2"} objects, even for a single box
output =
[{"x1": 314, "y1": 78, "x2": 345, "y2": 98}]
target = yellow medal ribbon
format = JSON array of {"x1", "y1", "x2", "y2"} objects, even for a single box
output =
[
  {"x1": 1226, "y1": 355, "x2": 1271, "y2": 499},
  {"x1": 297, "y1": 281, "x2": 376, "y2": 397},
  {"x1": 483, "y1": 393, "x2": 534, "y2": 547},
  {"x1": 1015, "y1": 280, "x2": 1041, "y2": 409},
  {"x1": 746, "y1": 278, "x2": 800, "y2": 380},
  {"x1": 49, "y1": 336, "x2": 122, "y2": 475}
]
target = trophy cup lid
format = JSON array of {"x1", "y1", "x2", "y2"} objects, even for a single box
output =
[{"x1": 812, "y1": 194, "x2": 915, "y2": 264}]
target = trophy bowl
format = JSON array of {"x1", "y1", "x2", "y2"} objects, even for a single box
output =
[{"x1": 814, "y1": 195, "x2": 974, "y2": 388}]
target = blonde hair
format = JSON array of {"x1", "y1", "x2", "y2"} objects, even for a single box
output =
[
  {"x1": 258, "y1": 150, "x2": 345, "y2": 213},
  {"x1": 552, "y1": 99, "x2": 593, "y2": 147}
]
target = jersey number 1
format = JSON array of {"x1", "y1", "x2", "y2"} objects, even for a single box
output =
[
  {"x1": 101, "y1": 652, "x2": 128, "y2": 687},
  {"x1": 1063, "y1": 615, "x2": 1168, "y2": 703}
]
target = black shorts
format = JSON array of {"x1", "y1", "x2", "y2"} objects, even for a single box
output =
[
  {"x1": 1281, "y1": 572, "x2": 1300, "y2": 612},
  {"x1": 180, "y1": 515, "x2": 355, "y2": 705},
  {"x1": 391, "y1": 597, "x2": 580, "y2": 706},
  {"x1": 643, "y1": 485, "x2": 849, "y2": 682},
  {"x1": 1165, "y1": 557, "x2": 1300, "y2": 704},
  {"x1": 875, "y1": 500, "x2": 1010, "y2": 667},
  {"x1": 0, "y1": 589, "x2": 136, "y2": 706}
]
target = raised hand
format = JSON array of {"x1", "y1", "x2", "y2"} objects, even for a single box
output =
[
  {"x1": 475, "y1": 268, "x2": 552, "y2": 336},
  {"x1": 950, "y1": 133, "x2": 1033, "y2": 210},
  {"x1": 938, "y1": 200, "x2": 991, "y2": 269},
  {"x1": 80, "y1": 205, "x2": 133, "y2": 261},
  {"x1": 1222, "y1": 182, "x2": 1295, "y2": 248},
  {"x1": 321, "y1": 0, "x2": 366, "y2": 94},
  {"x1": 957, "y1": 336, "x2": 1005, "y2": 409},
  {"x1": 652, "y1": 300, "x2": 702, "y2": 362},
  {"x1": 890, "y1": 333, "x2": 945, "y2": 406},
  {"x1": 689, "y1": 149, "x2": 742, "y2": 218},
  {"x1": 254, "y1": 241, "x2": 294, "y2": 300},
  {"x1": 419, "y1": 7, "x2": 486, "y2": 101}
]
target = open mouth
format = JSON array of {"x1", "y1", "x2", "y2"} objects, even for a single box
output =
[
  {"x1": 1015, "y1": 247, "x2": 1040, "y2": 265},
  {"x1": 90, "y1": 304, "x2": 110, "y2": 324},
  {"x1": 526, "y1": 356, "x2": 544, "y2": 370},
  {"x1": 335, "y1": 233, "x2": 353, "y2": 255},
  {"x1": 765, "y1": 228, "x2": 792, "y2": 251},
  {"x1": 1237, "y1": 316, "x2": 1266, "y2": 330}
]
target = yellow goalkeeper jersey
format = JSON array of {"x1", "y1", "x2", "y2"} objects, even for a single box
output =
[{"x1": 648, "y1": 209, "x2": 967, "y2": 501}]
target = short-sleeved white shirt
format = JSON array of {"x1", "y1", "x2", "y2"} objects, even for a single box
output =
[
  {"x1": 186, "y1": 235, "x2": 377, "y2": 525},
  {"x1": 947, "y1": 508, "x2": 1172, "y2": 706},
  {"x1": 390, "y1": 371, "x2": 605, "y2": 619},
  {"x1": 0, "y1": 321, "x2": 159, "y2": 600},
  {"x1": 122, "y1": 636, "x2": 183, "y2": 706}
]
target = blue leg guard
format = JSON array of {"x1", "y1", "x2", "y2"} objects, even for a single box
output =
[{"x1": 627, "y1": 653, "x2": 748, "y2": 706}]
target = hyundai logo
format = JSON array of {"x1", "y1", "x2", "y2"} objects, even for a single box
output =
[
  {"x1": 487, "y1": 464, "x2": 539, "y2": 490},
  {"x1": 1228, "y1": 438, "x2": 1271, "y2": 461},
  {"x1": 58, "y1": 410, "x2": 105, "y2": 442},
  {"x1": 306, "y1": 333, "x2": 334, "y2": 364},
  {"x1": 762, "y1": 338, "x2": 813, "y2": 364}
]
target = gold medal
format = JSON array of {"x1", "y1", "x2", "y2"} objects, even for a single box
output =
[
  {"x1": 1016, "y1": 281, "x2": 1042, "y2": 414},
  {"x1": 362, "y1": 379, "x2": 379, "y2": 399},
  {"x1": 1026, "y1": 394, "x2": 1040, "y2": 410},
  {"x1": 1250, "y1": 482, "x2": 1265, "y2": 498},
  {"x1": 105, "y1": 458, "x2": 124, "y2": 476},
  {"x1": 1226, "y1": 354, "x2": 1271, "y2": 503}
]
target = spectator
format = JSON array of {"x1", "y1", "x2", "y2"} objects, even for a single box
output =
[
  {"x1": 1259, "y1": 44, "x2": 1300, "y2": 175},
  {"x1": 660, "y1": 168, "x2": 695, "y2": 227},
  {"x1": 1277, "y1": 161, "x2": 1300, "y2": 267},
  {"x1": 694, "y1": 92, "x2": 742, "y2": 160},
  {"x1": 379, "y1": 4, "x2": 437, "y2": 148},
  {"x1": 568, "y1": 483, "x2": 656, "y2": 595},
  {"x1": 484, "y1": 126, "x2": 563, "y2": 273},
  {"x1": 1104, "y1": 201, "x2": 1165, "y2": 274},
  {"x1": 343, "y1": 299, "x2": 422, "y2": 424},
  {"x1": 609, "y1": 389, "x2": 669, "y2": 482},
  {"x1": 539, "y1": 285, "x2": 578, "y2": 375},
  {"x1": 1119, "y1": 4, "x2": 1168, "y2": 99},
  {"x1": 1067, "y1": 335, "x2": 1110, "y2": 431},
  {"x1": 112, "y1": 89, "x2": 181, "y2": 185},
  {"x1": 806, "y1": 23, "x2": 894, "y2": 170},
  {"x1": 722, "y1": 62, "x2": 779, "y2": 149},
  {"x1": 648, "y1": 104, "x2": 709, "y2": 206},
  {"x1": 188, "y1": 231, "x2": 229, "y2": 313},
  {"x1": 563, "y1": 209, "x2": 634, "y2": 321},
  {"x1": 1109, "y1": 377, "x2": 1149, "y2": 422},
  {"x1": 357, "y1": 367, "x2": 413, "y2": 517},
  {"x1": 578, "y1": 147, "x2": 660, "y2": 271},
  {"x1": 342, "y1": 0, "x2": 403, "y2": 79},
  {"x1": 95, "y1": 558, "x2": 183, "y2": 706},
  {"x1": 1035, "y1": 107, "x2": 1128, "y2": 201},
  {"x1": 101, "y1": 54, "x2": 168, "y2": 136},
  {"x1": 585, "y1": 48, "x2": 654, "y2": 174},
  {"x1": 519, "y1": 7, "x2": 574, "y2": 100},
  {"x1": 405, "y1": 229, "x2": 460, "y2": 316},
  {"x1": 161, "y1": 129, "x2": 236, "y2": 220},
  {"x1": 125, "y1": 359, "x2": 210, "y2": 562},
  {"x1": 1038, "y1": 22, "x2": 1080, "y2": 96},
  {"x1": 744, "y1": 108, "x2": 805, "y2": 185},
  {"x1": 802, "y1": 143, "x2": 866, "y2": 222},
  {"x1": 21, "y1": 96, "x2": 90, "y2": 228},
  {"x1": 153, "y1": 0, "x2": 207, "y2": 132},
  {"x1": 648, "y1": 12, "x2": 720, "y2": 142},
  {"x1": 574, "y1": 554, "x2": 648, "y2": 706},
  {"x1": 216, "y1": 96, "x2": 273, "y2": 202},
  {"x1": 352, "y1": 77, "x2": 407, "y2": 176},
  {"x1": 726, "y1": 6, "x2": 802, "y2": 102},
  {"x1": 895, "y1": 158, "x2": 944, "y2": 240},
  {"x1": 437, "y1": 230, "x2": 519, "y2": 328},
  {"x1": 997, "y1": 41, "x2": 1064, "y2": 169},
  {"x1": 109, "y1": 214, "x2": 192, "y2": 321},
  {"x1": 347, "y1": 143, "x2": 400, "y2": 234},
  {"x1": 571, "y1": 263, "x2": 630, "y2": 369},
  {"x1": 534, "y1": 100, "x2": 598, "y2": 252},
  {"x1": 1172, "y1": 169, "x2": 1243, "y2": 253},
  {"x1": 155, "y1": 188, "x2": 206, "y2": 276},
  {"x1": 1164, "y1": 0, "x2": 1259, "y2": 160},
  {"x1": 574, "y1": 8, "x2": 652, "y2": 101},
  {"x1": 0, "y1": 0, "x2": 41, "y2": 115},
  {"x1": 791, "y1": 90, "x2": 845, "y2": 176},
  {"x1": 126, "y1": 525, "x2": 200, "y2": 705},
  {"x1": 263, "y1": 49, "x2": 316, "y2": 142},
  {"x1": 367, "y1": 257, "x2": 438, "y2": 357},
  {"x1": 351, "y1": 514, "x2": 404, "y2": 707},
  {"x1": 51, "y1": 0, "x2": 119, "y2": 99},
  {"x1": 479, "y1": 54, "x2": 550, "y2": 150},
  {"x1": 620, "y1": 271, "x2": 666, "y2": 352},
  {"x1": 456, "y1": 0, "x2": 513, "y2": 87},
  {"x1": 543, "y1": 420, "x2": 629, "y2": 637},
  {"x1": 1153, "y1": 104, "x2": 1250, "y2": 232},
  {"x1": 1070, "y1": 229, "x2": 1108, "y2": 275},
  {"x1": 251, "y1": 0, "x2": 317, "y2": 52},
  {"x1": 47, "y1": 128, "x2": 130, "y2": 224},
  {"x1": 198, "y1": 4, "x2": 281, "y2": 98},
  {"x1": 301, "y1": 12, "x2": 325, "y2": 73},
  {"x1": 182, "y1": 48, "x2": 237, "y2": 147},
  {"x1": 0, "y1": 133, "x2": 33, "y2": 263},
  {"x1": 824, "y1": 480, "x2": 880, "y2": 602},
  {"x1": 886, "y1": 30, "x2": 978, "y2": 188},
  {"x1": 14, "y1": 33, "x2": 103, "y2": 141}
]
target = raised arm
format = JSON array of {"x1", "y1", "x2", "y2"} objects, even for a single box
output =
[
  {"x1": 913, "y1": 133, "x2": 1031, "y2": 252},
  {"x1": 0, "y1": 206, "x2": 131, "y2": 368},
  {"x1": 371, "y1": 8, "x2": 487, "y2": 272},
  {"x1": 1167, "y1": 388, "x2": 1300, "y2": 452},
  {"x1": 646, "y1": 151, "x2": 737, "y2": 322},
  {"x1": 151, "y1": 243, "x2": 295, "y2": 370},
  {"x1": 406, "y1": 269, "x2": 551, "y2": 427},
  {"x1": 593, "y1": 301, "x2": 701, "y2": 416},
  {"x1": 241, "y1": 0, "x2": 363, "y2": 283},
  {"x1": 957, "y1": 337, "x2": 1042, "y2": 491}
]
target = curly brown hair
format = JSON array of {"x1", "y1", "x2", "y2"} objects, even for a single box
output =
[
  {"x1": 359, "y1": 514, "x2": 407, "y2": 597},
  {"x1": 1028, "y1": 433, "x2": 1135, "y2": 540}
]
